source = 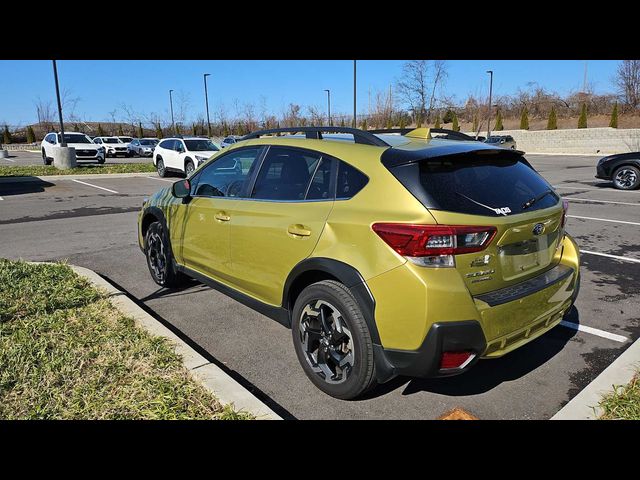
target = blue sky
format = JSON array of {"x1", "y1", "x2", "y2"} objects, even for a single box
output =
[{"x1": 0, "y1": 60, "x2": 620, "y2": 126}]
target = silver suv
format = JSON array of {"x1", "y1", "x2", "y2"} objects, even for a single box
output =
[{"x1": 484, "y1": 135, "x2": 517, "y2": 149}]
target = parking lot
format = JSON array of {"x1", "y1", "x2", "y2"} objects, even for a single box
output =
[
  {"x1": 1, "y1": 153, "x2": 639, "y2": 419},
  {"x1": 0, "y1": 150, "x2": 151, "y2": 167}
]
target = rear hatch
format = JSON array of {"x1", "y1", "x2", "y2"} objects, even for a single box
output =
[{"x1": 385, "y1": 148, "x2": 565, "y2": 296}]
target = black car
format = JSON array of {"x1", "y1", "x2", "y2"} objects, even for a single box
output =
[{"x1": 595, "y1": 152, "x2": 640, "y2": 190}]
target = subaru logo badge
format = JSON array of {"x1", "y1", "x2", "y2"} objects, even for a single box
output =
[{"x1": 532, "y1": 223, "x2": 545, "y2": 235}]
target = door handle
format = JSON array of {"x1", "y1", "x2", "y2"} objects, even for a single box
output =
[
  {"x1": 214, "y1": 212, "x2": 231, "y2": 222},
  {"x1": 288, "y1": 224, "x2": 311, "y2": 237}
]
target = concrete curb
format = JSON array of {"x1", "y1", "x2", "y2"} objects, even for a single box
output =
[
  {"x1": 0, "y1": 172, "x2": 158, "y2": 183},
  {"x1": 62, "y1": 263, "x2": 282, "y2": 420},
  {"x1": 551, "y1": 336, "x2": 640, "y2": 420}
]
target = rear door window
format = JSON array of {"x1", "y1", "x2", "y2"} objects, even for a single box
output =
[{"x1": 251, "y1": 147, "x2": 322, "y2": 201}]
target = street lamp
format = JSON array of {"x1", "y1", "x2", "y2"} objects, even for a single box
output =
[
  {"x1": 204, "y1": 73, "x2": 212, "y2": 137},
  {"x1": 353, "y1": 60, "x2": 357, "y2": 128},
  {"x1": 324, "y1": 89, "x2": 331, "y2": 126},
  {"x1": 52, "y1": 60, "x2": 66, "y2": 147},
  {"x1": 169, "y1": 89, "x2": 176, "y2": 135},
  {"x1": 486, "y1": 70, "x2": 493, "y2": 138}
]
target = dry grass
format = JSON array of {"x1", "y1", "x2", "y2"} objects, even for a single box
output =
[
  {"x1": 0, "y1": 259, "x2": 253, "y2": 420},
  {"x1": 0, "y1": 163, "x2": 156, "y2": 177},
  {"x1": 599, "y1": 374, "x2": 640, "y2": 420}
]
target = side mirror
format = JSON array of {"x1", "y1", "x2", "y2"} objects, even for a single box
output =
[{"x1": 172, "y1": 179, "x2": 191, "y2": 198}]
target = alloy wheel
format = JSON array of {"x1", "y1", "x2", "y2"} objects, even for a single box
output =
[
  {"x1": 147, "y1": 230, "x2": 166, "y2": 283},
  {"x1": 185, "y1": 162, "x2": 195, "y2": 177},
  {"x1": 298, "y1": 300, "x2": 354, "y2": 384},
  {"x1": 614, "y1": 168, "x2": 638, "y2": 189},
  {"x1": 157, "y1": 159, "x2": 165, "y2": 176}
]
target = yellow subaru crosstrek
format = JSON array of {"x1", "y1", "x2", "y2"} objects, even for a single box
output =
[{"x1": 138, "y1": 127, "x2": 580, "y2": 400}]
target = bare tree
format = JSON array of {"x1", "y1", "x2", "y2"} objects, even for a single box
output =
[
  {"x1": 396, "y1": 60, "x2": 448, "y2": 124},
  {"x1": 615, "y1": 60, "x2": 640, "y2": 110},
  {"x1": 34, "y1": 97, "x2": 55, "y2": 134},
  {"x1": 61, "y1": 87, "x2": 81, "y2": 122},
  {"x1": 307, "y1": 105, "x2": 325, "y2": 126}
]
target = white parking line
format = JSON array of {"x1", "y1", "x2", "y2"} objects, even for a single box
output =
[
  {"x1": 554, "y1": 184, "x2": 637, "y2": 194},
  {"x1": 2, "y1": 158, "x2": 15, "y2": 162},
  {"x1": 71, "y1": 179, "x2": 118, "y2": 194},
  {"x1": 565, "y1": 198, "x2": 640, "y2": 207},
  {"x1": 0, "y1": 196, "x2": 3, "y2": 201},
  {"x1": 581, "y1": 250, "x2": 640, "y2": 264},
  {"x1": 146, "y1": 176, "x2": 175, "y2": 183},
  {"x1": 568, "y1": 215, "x2": 640, "y2": 226},
  {"x1": 559, "y1": 320, "x2": 629, "y2": 343}
]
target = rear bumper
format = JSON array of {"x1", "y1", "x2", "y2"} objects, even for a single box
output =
[
  {"x1": 367, "y1": 234, "x2": 580, "y2": 382},
  {"x1": 374, "y1": 321, "x2": 486, "y2": 382}
]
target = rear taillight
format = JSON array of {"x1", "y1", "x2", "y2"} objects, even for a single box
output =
[
  {"x1": 561, "y1": 198, "x2": 569, "y2": 228},
  {"x1": 372, "y1": 223, "x2": 496, "y2": 268}
]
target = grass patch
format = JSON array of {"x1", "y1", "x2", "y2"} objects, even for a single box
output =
[
  {"x1": 599, "y1": 374, "x2": 640, "y2": 420},
  {"x1": 0, "y1": 163, "x2": 156, "y2": 177},
  {"x1": 0, "y1": 259, "x2": 253, "y2": 420}
]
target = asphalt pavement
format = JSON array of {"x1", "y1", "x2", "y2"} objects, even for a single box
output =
[{"x1": 1, "y1": 153, "x2": 638, "y2": 419}]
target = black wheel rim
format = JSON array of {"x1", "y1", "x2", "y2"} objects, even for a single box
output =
[
  {"x1": 147, "y1": 229, "x2": 166, "y2": 282},
  {"x1": 298, "y1": 300, "x2": 354, "y2": 385},
  {"x1": 615, "y1": 168, "x2": 637, "y2": 189},
  {"x1": 157, "y1": 160, "x2": 165, "y2": 176}
]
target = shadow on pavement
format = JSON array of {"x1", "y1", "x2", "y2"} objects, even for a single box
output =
[
  {"x1": 0, "y1": 177, "x2": 55, "y2": 197},
  {"x1": 363, "y1": 306, "x2": 580, "y2": 400}
]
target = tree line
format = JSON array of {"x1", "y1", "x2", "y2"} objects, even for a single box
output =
[{"x1": 2, "y1": 60, "x2": 639, "y2": 144}]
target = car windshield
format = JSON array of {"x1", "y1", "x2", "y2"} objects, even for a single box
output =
[
  {"x1": 485, "y1": 137, "x2": 502, "y2": 143},
  {"x1": 184, "y1": 139, "x2": 219, "y2": 151},
  {"x1": 102, "y1": 138, "x2": 121, "y2": 144},
  {"x1": 119, "y1": 137, "x2": 133, "y2": 142},
  {"x1": 140, "y1": 140, "x2": 155, "y2": 146},
  {"x1": 62, "y1": 134, "x2": 92, "y2": 144}
]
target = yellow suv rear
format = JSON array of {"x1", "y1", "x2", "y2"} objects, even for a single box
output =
[{"x1": 137, "y1": 127, "x2": 580, "y2": 400}]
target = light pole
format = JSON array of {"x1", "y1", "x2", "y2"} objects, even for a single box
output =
[
  {"x1": 486, "y1": 70, "x2": 493, "y2": 138},
  {"x1": 169, "y1": 89, "x2": 176, "y2": 135},
  {"x1": 353, "y1": 60, "x2": 357, "y2": 128},
  {"x1": 204, "y1": 73, "x2": 212, "y2": 137},
  {"x1": 324, "y1": 89, "x2": 331, "y2": 126},
  {"x1": 52, "y1": 60, "x2": 66, "y2": 147}
]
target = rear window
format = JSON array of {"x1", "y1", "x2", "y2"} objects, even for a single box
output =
[{"x1": 391, "y1": 154, "x2": 559, "y2": 217}]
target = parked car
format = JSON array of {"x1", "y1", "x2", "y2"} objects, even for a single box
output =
[
  {"x1": 484, "y1": 135, "x2": 516, "y2": 149},
  {"x1": 41, "y1": 132, "x2": 105, "y2": 165},
  {"x1": 152, "y1": 136, "x2": 220, "y2": 177},
  {"x1": 220, "y1": 135, "x2": 244, "y2": 149},
  {"x1": 595, "y1": 152, "x2": 640, "y2": 190},
  {"x1": 116, "y1": 136, "x2": 134, "y2": 151},
  {"x1": 128, "y1": 138, "x2": 158, "y2": 157},
  {"x1": 93, "y1": 136, "x2": 131, "y2": 157},
  {"x1": 137, "y1": 126, "x2": 580, "y2": 400}
]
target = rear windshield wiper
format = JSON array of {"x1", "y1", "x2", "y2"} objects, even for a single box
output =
[{"x1": 522, "y1": 189, "x2": 557, "y2": 210}]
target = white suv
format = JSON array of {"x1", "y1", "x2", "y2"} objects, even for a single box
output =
[
  {"x1": 153, "y1": 137, "x2": 220, "y2": 177},
  {"x1": 93, "y1": 136, "x2": 131, "y2": 157},
  {"x1": 41, "y1": 132, "x2": 105, "y2": 165}
]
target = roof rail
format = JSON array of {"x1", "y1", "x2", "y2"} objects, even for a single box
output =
[
  {"x1": 241, "y1": 126, "x2": 390, "y2": 147},
  {"x1": 369, "y1": 127, "x2": 477, "y2": 142}
]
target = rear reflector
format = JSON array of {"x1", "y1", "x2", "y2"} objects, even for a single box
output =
[
  {"x1": 372, "y1": 224, "x2": 497, "y2": 257},
  {"x1": 440, "y1": 351, "x2": 474, "y2": 369}
]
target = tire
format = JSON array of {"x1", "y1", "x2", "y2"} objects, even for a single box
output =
[
  {"x1": 291, "y1": 280, "x2": 377, "y2": 400},
  {"x1": 97, "y1": 156, "x2": 105, "y2": 164},
  {"x1": 156, "y1": 157, "x2": 167, "y2": 177},
  {"x1": 42, "y1": 149, "x2": 52, "y2": 165},
  {"x1": 144, "y1": 221, "x2": 188, "y2": 288},
  {"x1": 612, "y1": 165, "x2": 640, "y2": 190},
  {"x1": 184, "y1": 159, "x2": 195, "y2": 177}
]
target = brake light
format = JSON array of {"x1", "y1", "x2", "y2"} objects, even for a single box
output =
[
  {"x1": 372, "y1": 223, "x2": 496, "y2": 259},
  {"x1": 561, "y1": 198, "x2": 569, "y2": 228}
]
